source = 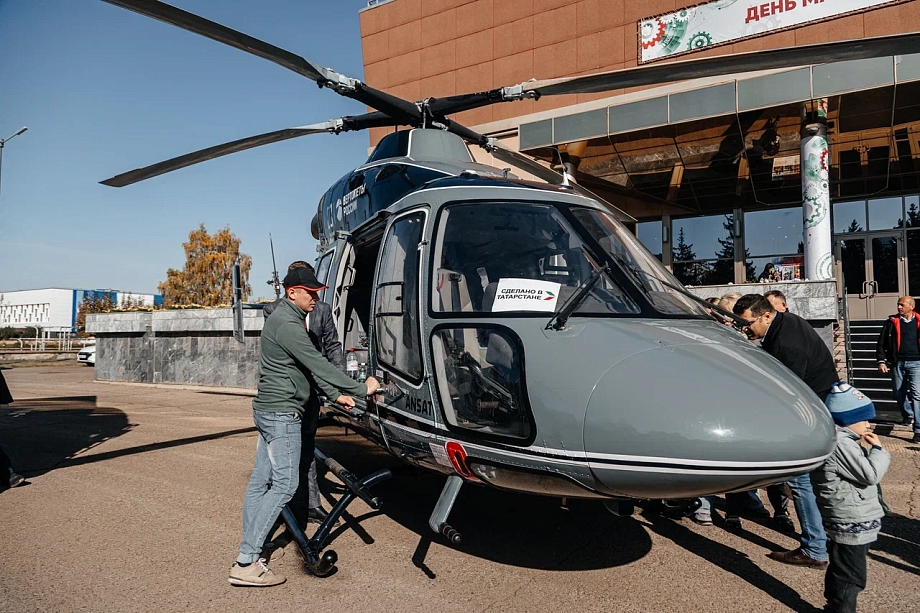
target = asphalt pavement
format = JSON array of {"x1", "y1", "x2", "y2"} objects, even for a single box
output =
[{"x1": 1, "y1": 366, "x2": 918, "y2": 612}]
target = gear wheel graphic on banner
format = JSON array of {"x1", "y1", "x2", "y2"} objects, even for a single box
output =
[
  {"x1": 641, "y1": 19, "x2": 666, "y2": 50},
  {"x1": 687, "y1": 32, "x2": 713, "y2": 50},
  {"x1": 816, "y1": 253, "x2": 834, "y2": 281},
  {"x1": 672, "y1": 8, "x2": 695, "y2": 23},
  {"x1": 804, "y1": 198, "x2": 827, "y2": 229}
]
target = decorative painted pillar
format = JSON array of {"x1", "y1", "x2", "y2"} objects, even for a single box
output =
[{"x1": 802, "y1": 99, "x2": 834, "y2": 280}]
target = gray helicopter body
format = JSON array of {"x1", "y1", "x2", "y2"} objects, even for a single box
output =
[
  {"x1": 312, "y1": 129, "x2": 836, "y2": 501},
  {"x1": 96, "y1": 0, "x2": 915, "y2": 518}
]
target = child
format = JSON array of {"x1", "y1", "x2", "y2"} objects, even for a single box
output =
[{"x1": 812, "y1": 382, "x2": 891, "y2": 613}]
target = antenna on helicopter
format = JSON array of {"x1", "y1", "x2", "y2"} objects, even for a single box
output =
[{"x1": 267, "y1": 233, "x2": 281, "y2": 300}]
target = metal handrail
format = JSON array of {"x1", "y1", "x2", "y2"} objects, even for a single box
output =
[{"x1": 838, "y1": 264, "x2": 854, "y2": 385}]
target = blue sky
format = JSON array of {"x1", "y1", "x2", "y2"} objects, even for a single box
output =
[{"x1": 0, "y1": 0, "x2": 374, "y2": 299}]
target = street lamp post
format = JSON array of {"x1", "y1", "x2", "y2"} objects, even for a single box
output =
[{"x1": 0, "y1": 126, "x2": 29, "y2": 202}]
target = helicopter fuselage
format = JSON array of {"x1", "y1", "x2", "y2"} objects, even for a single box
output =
[{"x1": 309, "y1": 131, "x2": 836, "y2": 501}]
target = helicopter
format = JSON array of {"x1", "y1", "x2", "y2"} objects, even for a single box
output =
[{"x1": 99, "y1": 1, "x2": 920, "y2": 550}]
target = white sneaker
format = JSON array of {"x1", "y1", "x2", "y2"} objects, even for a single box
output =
[
  {"x1": 693, "y1": 510, "x2": 713, "y2": 525},
  {"x1": 228, "y1": 558, "x2": 286, "y2": 587}
]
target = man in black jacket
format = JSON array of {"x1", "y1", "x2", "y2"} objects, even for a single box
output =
[
  {"x1": 264, "y1": 261, "x2": 345, "y2": 526},
  {"x1": 734, "y1": 294, "x2": 838, "y2": 569}
]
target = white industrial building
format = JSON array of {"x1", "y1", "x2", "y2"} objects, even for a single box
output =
[{"x1": 0, "y1": 288, "x2": 162, "y2": 334}]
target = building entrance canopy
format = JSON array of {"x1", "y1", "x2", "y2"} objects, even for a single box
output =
[{"x1": 518, "y1": 54, "x2": 920, "y2": 219}]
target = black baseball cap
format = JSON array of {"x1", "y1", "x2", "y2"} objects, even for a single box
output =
[{"x1": 282, "y1": 267, "x2": 327, "y2": 292}]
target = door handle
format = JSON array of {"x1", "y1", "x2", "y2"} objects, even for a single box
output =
[{"x1": 861, "y1": 280, "x2": 877, "y2": 298}]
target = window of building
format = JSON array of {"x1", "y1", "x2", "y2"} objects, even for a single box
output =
[
  {"x1": 905, "y1": 195, "x2": 920, "y2": 228},
  {"x1": 833, "y1": 200, "x2": 866, "y2": 233},
  {"x1": 743, "y1": 207, "x2": 804, "y2": 282},
  {"x1": 905, "y1": 196, "x2": 920, "y2": 294},
  {"x1": 868, "y1": 196, "x2": 903, "y2": 230},
  {"x1": 431, "y1": 326, "x2": 532, "y2": 442},
  {"x1": 375, "y1": 211, "x2": 426, "y2": 383},
  {"x1": 636, "y1": 221, "x2": 663, "y2": 261},
  {"x1": 671, "y1": 214, "x2": 735, "y2": 286}
]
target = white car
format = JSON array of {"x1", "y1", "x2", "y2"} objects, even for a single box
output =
[{"x1": 77, "y1": 345, "x2": 96, "y2": 366}]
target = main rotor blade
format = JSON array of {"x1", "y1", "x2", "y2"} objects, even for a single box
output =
[
  {"x1": 101, "y1": 114, "x2": 396, "y2": 187},
  {"x1": 102, "y1": 0, "x2": 329, "y2": 82},
  {"x1": 429, "y1": 31, "x2": 920, "y2": 117},
  {"x1": 527, "y1": 31, "x2": 920, "y2": 96},
  {"x1": 101, "y1": 1, "x2": 424, "y2": 124}
]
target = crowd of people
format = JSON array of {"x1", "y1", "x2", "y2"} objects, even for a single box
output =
[{"x1": 697, "y1": 289, "x2": 894, "y2": 612}]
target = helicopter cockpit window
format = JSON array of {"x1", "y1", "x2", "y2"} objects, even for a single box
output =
[
  {"x1": 431, "y1": 326, "x2": 532, "y2": 441},
  {"x1": 375, "y1": 211, "x2": 426, "y2": 383},
  {"x1": 431, "y1": 202, "x2": 639, "y2": 315},
  {"x1": 569, "y1": 208, "x2": 707, "y2": 317}
]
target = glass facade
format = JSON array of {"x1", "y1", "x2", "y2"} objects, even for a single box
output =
[
  {"x1": 625, "y1": 195, "x2": 920, "y2": 290},
  {"x1": 637, "y1": 221, "x2": 662, "y2": 260},
  {"x1": 868, "y1": 197, "x2": 903, "y2": 230},
  {"x1": 671, "y1": 214, "x2": 734, "y2": 286},
  {"x1": 834, "y1": 200, "x2": 867, "y2": 233},
  {"x1": 744, "y1": 208, "x2": 803, "y2": 256},
  {"x1": 743, "y1": 207, "x2": 804, "y2": 282}
]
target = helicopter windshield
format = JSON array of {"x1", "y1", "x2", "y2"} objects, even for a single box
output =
[
  {"x1": 567, "y1": 207, "x2": 708, "y2": 317},
  {"x1": 431, "y1": 202, "x2": 640, "y2": 316}
]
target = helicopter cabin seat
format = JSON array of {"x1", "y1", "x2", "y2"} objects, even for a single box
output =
[
  {"x1": 480, "y1": 250, "x2": 580, "y2": 312},
  {"x1": 435, "y1": 268, "x2": 487, "y2": 366}
]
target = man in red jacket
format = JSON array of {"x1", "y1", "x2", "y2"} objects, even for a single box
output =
[{"x1": 876, "y1": 296, "x2": 920, "y2": 441}]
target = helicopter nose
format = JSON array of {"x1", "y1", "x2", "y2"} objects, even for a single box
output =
[{"x1": 583, "y1": 342, "x2": 836, "y2": 499}]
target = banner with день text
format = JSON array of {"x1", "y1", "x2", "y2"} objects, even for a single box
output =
[{"x1": 639, "y1": 0, "x2": 907, "y2": 63}]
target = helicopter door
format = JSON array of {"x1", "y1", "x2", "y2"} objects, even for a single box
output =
[
  {"x1": 327, "y1": 236, "x2": 356, "y2": 343},
  {"x1": 373, "y1": 210, "x2": 427, "y2": 387},
  {"x1": 314, "y1": 248, "x2": 335, "y2": 304}
]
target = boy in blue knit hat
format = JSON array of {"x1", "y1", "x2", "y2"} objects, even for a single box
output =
[{"x1": 812, "y1": 382, "x2": 891, "y2": 613}]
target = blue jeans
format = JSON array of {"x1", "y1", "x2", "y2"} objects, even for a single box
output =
[
  {"x1": 892, "y1": 360, "x2": 920, "y2": 431},
  {"x1": 237, "y1": 410, "x2": 302, "y2": 564},
  {"x1": 789, "y1": 473, "x2": 827, "y2": 561}
]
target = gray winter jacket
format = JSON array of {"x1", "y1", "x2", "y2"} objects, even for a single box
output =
[{"x1": 810, "y1": 427, "x2": 891, "y2": 545}]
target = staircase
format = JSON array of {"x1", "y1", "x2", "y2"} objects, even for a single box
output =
[{"x1": 847, "y1": 319, "x2": 902, "y2": 423}]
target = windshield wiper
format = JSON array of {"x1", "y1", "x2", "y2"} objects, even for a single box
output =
[
  {"x1": 604, "y1": 252, "x2": 750, "y2": 329},
  {"x1": 546, "y1": 264, "x2": 609, "y2": 331}
]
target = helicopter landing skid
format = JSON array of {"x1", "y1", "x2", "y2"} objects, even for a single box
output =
[
  {"x1": 429, "y1": 474, "x2": 463, "y2": 545},
  {"x1": 280, "y1": 447, "x2": 392, "y2": 577}
]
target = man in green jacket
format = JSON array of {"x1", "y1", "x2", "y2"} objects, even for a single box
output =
[{"x1": 230, "y1": 267, "x2": 379, "y2": 587}]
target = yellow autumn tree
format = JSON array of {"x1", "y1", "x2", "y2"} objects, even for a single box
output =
[
  {"x1": 158, "y1": 224, "x2": 252, "y2": 307},
  {"x1": 75, "y1": 291, "x2": 117, "y2": 335}
]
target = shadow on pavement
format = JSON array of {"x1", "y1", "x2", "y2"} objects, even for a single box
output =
[
  {"x1": 870, "y1": 516, "x2": 920, "y2": 576},
  {"x1": 312, "y1": 433, "x2": 652, "y2": 573},
  {"x1": 1, "y1": 395, "x2": 258, "y2": 484},
  {"x1": 642, "y1": 513, "x2": 822, "y2": 613},
  {"x1": 0, "y1": 396, "x2": 133, "y2": 479}
]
